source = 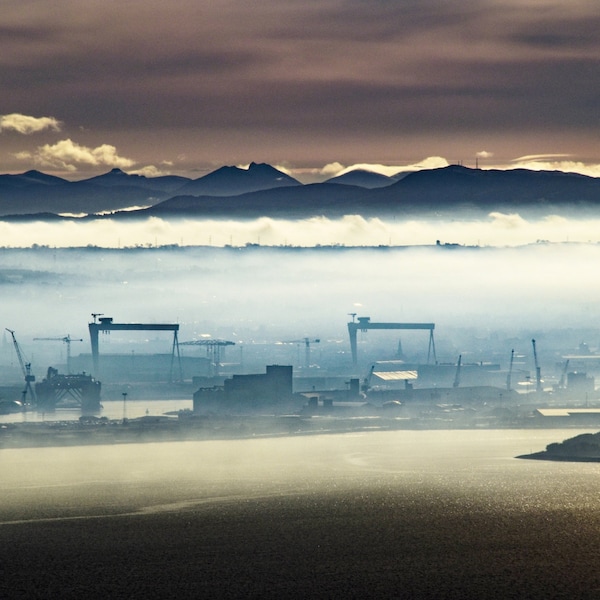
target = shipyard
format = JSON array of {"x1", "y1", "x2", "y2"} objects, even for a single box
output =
[
  {"x1": 3, "y1": 310, "x2": 600, "y2": 449},
  {"x1": 2, "y1": 1, "x2": 600, "y2": 596}
]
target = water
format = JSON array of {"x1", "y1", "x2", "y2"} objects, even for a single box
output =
[
  {"x1": 0, "y1": 398, "x2": 192, "y2": 424},
  {"x1": 2, "y1": 429, "x2": 600, "y2": 598},
  {"x1": 1, "y1": 428, "x2": 597, "y2": 517}
]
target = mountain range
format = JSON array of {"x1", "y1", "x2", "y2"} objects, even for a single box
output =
[{"x1": 0, "y1": 162, "x2": 599, "y2": 220}]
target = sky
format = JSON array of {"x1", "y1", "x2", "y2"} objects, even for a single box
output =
[{"x1": 1, "y1": 0, "x2": 599, "y2": 181}]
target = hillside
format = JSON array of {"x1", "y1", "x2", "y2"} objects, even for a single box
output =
[
  {"x1": 135, "y1": 165, "x2": 600, "y2": 219},
  {"x1": 0, "y1": 164, "x2": 599, "y2": 219}
]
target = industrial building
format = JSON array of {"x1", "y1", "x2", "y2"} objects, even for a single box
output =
[{"x1": 194, "y1": 365, "x2": 294, "y2": 413}]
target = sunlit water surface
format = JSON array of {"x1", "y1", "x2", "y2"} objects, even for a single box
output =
[
  {"x1": 2, "y1": 429, "x2": 600, "y2": 599},
  {"x1": 1, "y1": 428, "x2": 598, "y2": 521}
]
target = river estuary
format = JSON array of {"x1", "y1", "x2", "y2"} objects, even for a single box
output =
[{"x1": 1, "y1": 427, "x2": 599, "y2": 598}]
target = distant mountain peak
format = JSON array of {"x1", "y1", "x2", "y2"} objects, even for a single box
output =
[
  {"x1": 18, "y1": 169, "x2": 67, "y2": 185},
  {"x1": 248, "y1": 161, "x2": 272, "y2": 170},
  {"x1": 325, "y1": 168, "x2": 396, "y2": 189},
  {"x1": 177, "y1": 161, "x2": 301, "y2": 197}
]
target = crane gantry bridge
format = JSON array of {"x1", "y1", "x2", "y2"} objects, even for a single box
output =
[
  {"x1": 88, "y1": 315, "x2": 182, "y2": 381},
  {"x1": 347, "y1": 316, "x2": 436, "y2": 367}
]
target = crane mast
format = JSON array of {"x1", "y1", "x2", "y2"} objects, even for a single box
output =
[
  {"x1": 532, "y1": 339, "x2": 542, "y2": 393},
  {"x1": 5, "y1": 328, "x2": 37, "y2": 405},
  {"x1": 453, "y1": 354, "x2": 462, "y2": 388},
  {"x1": 558, "y1": 359, "x2": 570, "y2": 390},
  {"x1": 506, "y1": 349, "x2": 514, "y2": 391}
]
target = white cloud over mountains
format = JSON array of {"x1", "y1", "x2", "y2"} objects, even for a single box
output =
[
  {"x1": 509, "y1": 156, "x2": 600, "y2": 178},
  {"x1": 329, "y1": 157, "x2": 450, "y2": 178},
  {"x1": 17, "y1": 138, "x2": 136, "y2": 172},
  {"x1": 1, "y1": 3, "x2": 599, "y2": 175},
  {"x1": 0, "y1": 113, "x2": 61, "y2": 135},
  {"x1": 3, "y1": 113, "x2": 155, "y2": 174},
  {"x1": 3, "y1": 114, "x2": 600, "y2": 180},
  {"x1": 284, "y1": 157, "x2": 452, "y2": 182},
  {"x1": 290, "y1": 155, "x2": 600, "y2": 182}
]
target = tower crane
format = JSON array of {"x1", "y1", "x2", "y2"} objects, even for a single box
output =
[
  {"x1": 282, "y1": 338, "x2": 320, "y2": 369},
  {"x1": 33, "y1": 335, "x2": 83, "y2": 374},
  {"x1": 5, "y1": 328, "x2": 37, "y2": 405},
  {"x1": 532, "y1": 339, "x2": 542, "y2": 393}
]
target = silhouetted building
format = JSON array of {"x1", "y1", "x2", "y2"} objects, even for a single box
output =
[{"x1": 194, "y1": 365, "x2": 294, "y2": 413}]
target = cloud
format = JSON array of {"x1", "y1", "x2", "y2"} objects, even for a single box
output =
[
  {"x1": 0, "y1": 1, "x2": 599, "y2": 171},
  {"x1": 0, "y1": 113, "x2": 61, "y2": 135},
  {"x1": 513, "y1": 154, "x2": 572, "y2": 162},
  {"x1": 476, "y1": 150, "x2": 494, "y2": 158},
  {"x1": 320, "y1": 162, "x2": 346, "y2": 176},
  {"x1": 488, "y1": 211, "x2": 528, "y2": 229},
  {"x1": 333, "y1": 157, "x2": 450, "y2": 178},
  {"x1": 1, "y1": 211, "x2": 598, "y2": 250},
  {"x1": 507, "y1": 156, "x2": 600, "y2": 178},
  {"x1": 17, "y1": 138, "x2": 136, "y2": 172},
  {"x1": 276, "y1": 159, "x2": 452, "y2": 183},
  {"x1": 129, "y1": 165, "x2": 168, "y2": 177}
]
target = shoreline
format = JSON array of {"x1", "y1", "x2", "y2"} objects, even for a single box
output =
[
  {"x1": 516, "y1": 452, "x2": 600, "y2": 463},
  {"x1": 3, "y1": 412, "x2": 600, "y2": 450}
]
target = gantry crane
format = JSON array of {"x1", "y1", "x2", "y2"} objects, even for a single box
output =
[
  {"x1": 33, "y1": 335, "x2": 83, "y2": 374},
  {"x1": 179, "y1": 339, "x2": 235, "y2": 376},
  {"x1": 88, "y1": 316, "x2": 182, "y2": 381},
  {"x1": 347, "y1": 317, "x2": 436, "y2": 366},
  {"x1": 5, "y1": 328, "x2": 37, "y2": 405}
]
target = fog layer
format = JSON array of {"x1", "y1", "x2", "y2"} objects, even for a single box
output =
[
  {"x1": 1, "y1": 243, "x2": 598, "y2": 352},
  {"x1": 0, "y1": 212, "x2": 599, "y2": 248}
]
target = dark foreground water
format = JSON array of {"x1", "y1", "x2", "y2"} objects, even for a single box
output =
[{"x1": 1, "y1": 429, "x2": 600, "y2": 599}]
